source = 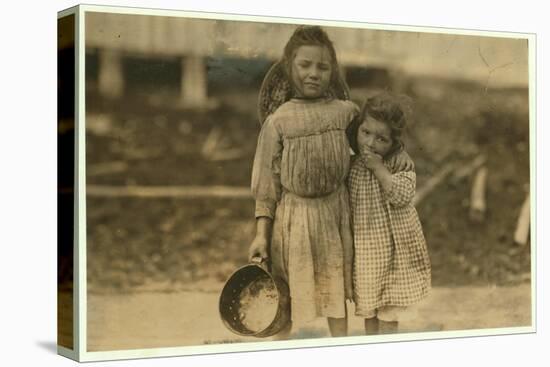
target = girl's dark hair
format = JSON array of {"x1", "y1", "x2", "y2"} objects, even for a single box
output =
[
  {"x1": 282, "y1": 25, "x2": 342, "y2": 94},
  {"x1": 257, "y1": 25, "x2": 350, "y2": 123},
  {"x1": 347, "y1": 93, "x2": 410, "y2": 157}
]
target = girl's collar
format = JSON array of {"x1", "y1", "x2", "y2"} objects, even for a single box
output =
[{"x1": 290, "y1": 96, "x2": 333, "y2": 104}]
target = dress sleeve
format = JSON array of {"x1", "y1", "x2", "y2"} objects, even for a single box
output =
[
  {"x1": 251, "y1": 116, "x2": 283, "y2": 219},
  {"x1": 385, "y1": 170, "x2": 416, "y2": 208}
]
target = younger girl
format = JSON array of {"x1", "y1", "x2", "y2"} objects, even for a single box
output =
[{"x1": 347, "y1": 94, "x2": 431, "y2": 335}]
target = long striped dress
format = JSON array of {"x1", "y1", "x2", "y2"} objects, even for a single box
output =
[{"x1": 251, "y1": 97, "x2": 357, "y2": 323}]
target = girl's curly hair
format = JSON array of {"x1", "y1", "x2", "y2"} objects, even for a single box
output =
[{"x1": 347, "y1": 92, "x2": 412, "y2": 157}]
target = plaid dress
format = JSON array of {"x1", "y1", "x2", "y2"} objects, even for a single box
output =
[
  {"x1": 348, "y1": 157, "x2": 431, "y2": 317},
  {"x1": 252, "y1": 98, "x2": 358, "y2": 324}
]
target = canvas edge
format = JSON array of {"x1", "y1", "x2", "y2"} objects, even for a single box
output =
[{"x1": 71, "y1": 3, "x2": 537, "y2": 362}]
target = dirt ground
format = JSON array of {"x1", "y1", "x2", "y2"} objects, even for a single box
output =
[{"x1": 86, "y1": 283, "x2": 532, "y2": 351}]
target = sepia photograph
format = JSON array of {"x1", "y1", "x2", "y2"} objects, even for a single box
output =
[{"x1": 57, "y1": 4, "x2": 534, "y2": 361}]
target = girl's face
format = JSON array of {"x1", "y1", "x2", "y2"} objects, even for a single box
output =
[
  {"x1": 290, "y1": 45, "x2": 332, "y2": 98},
  {"x1": 357, "y1": 116, "x2": 394, "y2": 157}
]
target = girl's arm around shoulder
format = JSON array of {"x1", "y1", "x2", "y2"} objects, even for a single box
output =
[{"x1": 387, "y1": 147, "x2": 415, "y2": 173}]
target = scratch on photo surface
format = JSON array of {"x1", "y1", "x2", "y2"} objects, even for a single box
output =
[{"x1": 478, "y1": 44, "x2": 514, "y2": 93}]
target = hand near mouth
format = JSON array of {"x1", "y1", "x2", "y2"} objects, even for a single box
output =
[{"x1": 360, "y1": 149, "x2": 384, "y2": 170}]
